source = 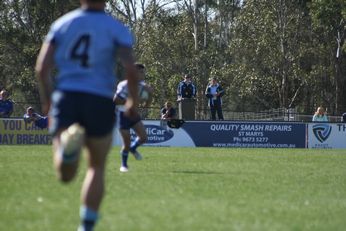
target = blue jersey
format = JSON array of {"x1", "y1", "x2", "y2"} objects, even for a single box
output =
[
  {"x1": 23, "y1": 113, "x2": 48, "y2": 129},
  {"x1": 46, "y1": 8, "x2": 134, "y2": 99},
  {"x1": 0, "y1": 99, "x2": 14, "y2": 117},
  {"x1": 177, "y1": 81, "x2": 196, "y2": 98}
]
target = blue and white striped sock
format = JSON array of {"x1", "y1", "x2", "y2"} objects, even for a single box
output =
[
  {"x1": 130, "y1": 137, "x2": 141, "y2": 152},
  {"x1": 121, "y1": 150, "x2": 129, "y2": 167},
  {"x1": 78, "y1": 206, "x2": 98, "y2": 231}
]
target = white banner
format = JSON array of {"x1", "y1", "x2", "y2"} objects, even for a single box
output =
[
  {"x1": 112, "y1": 120, "x2": 307, "y2": 148},
  {"x1": 308, "y1": 123, "x2": 346, "y2": 149},
  {"x1": 112, "y1": 120, "x2": 196, "y2": 147}
]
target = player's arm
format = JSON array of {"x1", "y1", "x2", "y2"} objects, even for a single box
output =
[
  {"x1": 117, "y1": 47, "x2": 139, "y2": 117},
  {"x1": 35, "y1": 42, "x2": 55, "y2": 115},
  {"x1": 113, "y1": 95, "x2": 126, "y2": 105}
]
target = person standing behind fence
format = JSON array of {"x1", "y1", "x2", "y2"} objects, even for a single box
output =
[
  {"x1": 205, "y1": 77, "x2": 224, "y2": 120},
  {"x1": 177, "y1": 74, "x2": 197, "y2": 100},
  {"x1": 35, "y1": 0, "x2": 139, "y2": 230},
  {"x1": 0, "y1": 89, "x2": 14, "y2": 118},
  {"x1": 312, "y1": 106, "x2": 328, "y2": 122},
  {"x1": 341, "y1": 112, "x2": 346, "y2": 123}
]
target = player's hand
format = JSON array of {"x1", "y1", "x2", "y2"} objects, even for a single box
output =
[
  {"x1": 124, "y1": 107, "x2": 139, "y2": 119},
  {"x1": 124, "y1": 98, "x2": 139, "y2": 119}
]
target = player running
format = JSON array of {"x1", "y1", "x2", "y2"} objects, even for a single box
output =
[
  {"x1": 114, "y1": 63, "x2": 152, "y2": 172},
  {"x1": 35, "y1": 0, "x2": 139, "y2": 230}
]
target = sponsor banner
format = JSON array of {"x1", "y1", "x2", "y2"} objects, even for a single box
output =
[
  {"x1": 0, "y1": 119, "x2": 52, "y2": 145},
  {"x1": 182, "y1": 121, "x2": 306, "y2": 148},
  {"x1": 112, "y1": 120, "x2": 195, "y2": 147},
  {"x1": 113, "y1": 120, "x2": 306, "y2": 148},
  {"x1": 308, "y1": 123, "x2": 346, "y2": 149},
  {"x1": 0, "y1": 118, "x2": 307, "y2": 148}
]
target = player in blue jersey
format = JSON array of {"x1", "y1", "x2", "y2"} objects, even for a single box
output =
[
  {"x1": 35, "y1": 0, "x2": 139, "y2": 230},
  {"x1": 114, "y1": 63, "x2": 152, "y2": 172}
]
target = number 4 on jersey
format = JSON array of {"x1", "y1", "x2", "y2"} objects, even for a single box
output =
[{"x1": 70, "y1": 34, "x2": 90, "y2": 67}]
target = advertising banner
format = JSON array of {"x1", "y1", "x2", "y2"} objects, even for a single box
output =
[
  {"x1": 113, "y1": 120, "x2": 307, "y2": 148},
  {"x1": 308, "y1": 123, "x2": 346, "y2": 149},
  {"x1": 0, "y1": 118, "x2": 307, "y2": 148},
  {"x1": 112, "y1": 120, "x2": 195, "y2": 147},
  {"x1": 182, "y1": 121, "x2": 306, "y2": 148},
  {"x1": 0, "y1": 119, "x2": 51, "y2": 145}
]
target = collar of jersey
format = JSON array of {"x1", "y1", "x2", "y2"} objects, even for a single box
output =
[{"x1": 81, "y1": 8, "x2": 105, "y2": 13}]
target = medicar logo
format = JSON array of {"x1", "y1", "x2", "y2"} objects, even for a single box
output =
[
  {"x1": 312, "y1": 124, "x2": 332, "y2": 143},
  {"x1": 131, "y1": 125, "x2": 174, "y2": 143},
  {"x1": 146, "y1": 125, "x2": 174, "y2": 143}
]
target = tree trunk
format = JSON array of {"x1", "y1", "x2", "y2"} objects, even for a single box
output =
[
  {"x1": 203, "y1": 0, "x2": 208, "y2": 49},
  {"x1": 193, "y1": 0, "x2": 198, "y2": 51}
]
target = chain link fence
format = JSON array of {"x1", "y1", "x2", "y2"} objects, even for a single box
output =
[{"x1": 7, "y1": 102, "x2": 344, "y2": 123}]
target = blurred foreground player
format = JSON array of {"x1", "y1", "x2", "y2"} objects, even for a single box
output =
[
  {"x1": 114, "y1": 63, "x2": 152, "y2": 172},
  {"x1": 35, "y1": 0, "x2": 139, "y2": 230}
]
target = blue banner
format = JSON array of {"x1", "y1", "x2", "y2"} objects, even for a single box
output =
[{"x1": 182, "y1": 121, "x2": 306, "y2": 148}]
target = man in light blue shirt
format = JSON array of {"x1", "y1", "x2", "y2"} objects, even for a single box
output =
[
  {"x1": 35, "y1": 0, "x2": 140, "y2": 230},
  {"x1": 205, "y1": 77, "x2": 225, "y2": 120}
]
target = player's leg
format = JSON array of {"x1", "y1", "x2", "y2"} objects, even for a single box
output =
[
  {"x1": 78, "y1": 133, "x2": 112, "y2": 231},
  {"x1": 77, "y1": 93, "x2": 115, "y2": 231},
  {"x1": 52, "y1": 127, "x2": 84, "y2": 182},
  {"x1": 50, "y1": 91, "x2": 84, "y2": 182},
  {"x1": 129, "y1": 120, "x2": 147, "y2": 160},
  {"x1": 119, "y1": 129, "x2": 131, "y2": 172}
]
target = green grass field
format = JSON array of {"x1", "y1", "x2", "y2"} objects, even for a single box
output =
[{"x1": 1, "y1": 146, "x2": 346, "y2": 231}]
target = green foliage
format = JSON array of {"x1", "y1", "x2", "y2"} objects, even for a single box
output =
[
  {"x1": 229, "y1": 0, "x2": 313, "y2": 110},
  {"x1": 0, "y1": 0, "x2": 345, "y2": 117},
  {"x1": 309, "y1": 0, "x2": 346, "y2": 113},
  {"x1": 0, "y1": 0, "x2": 78, "y2": 115},
  {"x1": 138, "y1": 11, "x2": 196, "y2": 106}
]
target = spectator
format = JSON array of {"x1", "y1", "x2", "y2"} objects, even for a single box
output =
[
  {"x1": 0, "y1": 89, "x2": 14, "y2": 118},
  {"x1": 161, "y1": 101, "x2": 177, "y2": 121},
  {"x1": 205, "y1": 77, "x2": 225, "y2": 120},
  {"x1": 342, "y1": 112, "x2": 346, "y2": 123},
  {"x1": 312, "y1": 106, "x2": 328, "y2": 122},
  {"x1": 177, "y1": 74, "x2": 197, "y2": 100},
  {"x1": 23, "y1": 106, "x2": 48, "y2": 129}
]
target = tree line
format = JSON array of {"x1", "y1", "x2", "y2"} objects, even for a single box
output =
[{"x1": 0, "y1": 0, "x2": 345, "y2": 118}]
